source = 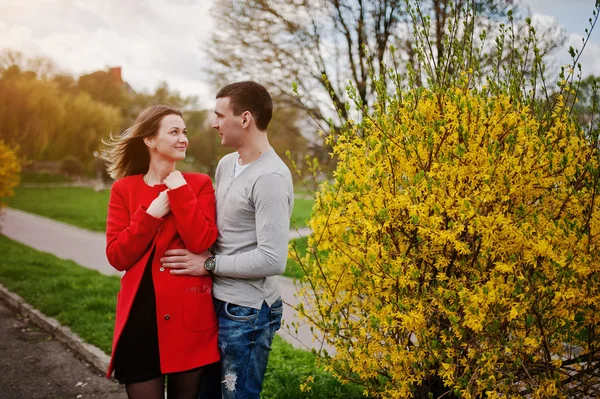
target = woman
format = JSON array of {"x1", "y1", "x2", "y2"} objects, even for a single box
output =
[{"x1": 102, "y1": 105, "x2": 219, "y2": 399}]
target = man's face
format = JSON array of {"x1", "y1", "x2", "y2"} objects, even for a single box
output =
[{"x1": 212, "y1": 97, "x2": 243, "y2": 148}]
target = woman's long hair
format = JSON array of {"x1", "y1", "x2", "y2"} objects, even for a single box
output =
[{"x1": 102, "y1": 104, "x2": 182, "y2": 179}]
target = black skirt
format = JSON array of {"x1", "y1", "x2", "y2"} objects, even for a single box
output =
[{"x1": 113, "y1": 248, "x2": 162, "y2": 384}]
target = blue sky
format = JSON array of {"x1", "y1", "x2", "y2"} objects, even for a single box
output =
[{"x1": 0, "y1": 0, "x2": 598, "y2": 108}]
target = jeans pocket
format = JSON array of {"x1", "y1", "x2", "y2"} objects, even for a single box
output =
[
  {"x1": 183, "y1": 291, "x2": 218, "y2": 332},
  {"x1": 223, "y1": 302, "x2": 259, "y2": 322},
  {"x1": 270, "y1": 298, "x2": 283, "y2": 316},
  {"x1": 270, "y1": 298, "x2": 284, "y2": 338}
]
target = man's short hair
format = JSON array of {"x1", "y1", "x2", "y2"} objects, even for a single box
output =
[{"x1": 216, "y1": 81, "x2": 273, "y2": 131}]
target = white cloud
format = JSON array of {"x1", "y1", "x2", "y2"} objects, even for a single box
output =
[{"x1": 0, "y1": 0, "x2": 216, "y2": 106}]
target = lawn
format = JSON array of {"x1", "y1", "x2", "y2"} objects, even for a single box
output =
[
  {"x1": 7, "y1": 187, "x2": 111, "y2": 231},
  {"x1": 0, "y1": 235, "x2": 364, "y2": 398},
  {"x1": 20, "y1": 171, "x2": 73, "y2": 184},
  {"x1": 7, "y1": 186, "x2": 313, "y2": 231}
]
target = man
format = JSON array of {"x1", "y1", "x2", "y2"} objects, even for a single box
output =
[{"x1": 161, "y1": 81, "x2": 294, "y2": 398}]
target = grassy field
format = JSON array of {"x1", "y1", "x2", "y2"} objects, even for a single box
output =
[
  {"x1": 20, "y1": 171, "x2": 73, "y2": 184},
  {"x1": 8, "y1": 187, "x2": 110, "y2": 231},
  {"x1": 7, "y1": 186, "x2": 313, "y2": 231},
  {"x1": 0, "y1": 235, "x2": 363, "y2": 398}
]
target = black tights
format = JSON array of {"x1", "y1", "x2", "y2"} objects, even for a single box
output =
[{"x1": 125, "y1": 367, "x2": 204, "y2": 399}]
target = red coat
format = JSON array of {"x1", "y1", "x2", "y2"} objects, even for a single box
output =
[{"x1": 105, "y1": 173, "x2": 219, "y2": 378}]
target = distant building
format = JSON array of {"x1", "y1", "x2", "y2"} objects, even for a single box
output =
[{"x1": 107, "y1": 66, "x2": 135, "y2": 94}]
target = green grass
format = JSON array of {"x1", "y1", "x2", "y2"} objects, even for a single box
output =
[
  {"x1": 264, "y1": 335, "x2": 365, "y2": 399},
  {"x1": 0, "y1": 234, "x2": 120, "y2": 352},
  {"x1": 0, "y1": 235, "x2": 364, "y2": 398},
  {"x1": 286, "y1": 237, "x2": 309, "y2": 279},
  {"x1": 7, "y1": 187, "x2": 110, "y2": 231},
  {"x1": 291, "y1": 198, "x2": 313, "y2": 229},
  {"x1": 20, "y1": 171, "x2": 73, "y2": 184}
]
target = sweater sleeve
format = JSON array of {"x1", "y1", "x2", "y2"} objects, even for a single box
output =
[
  {"x1": 105, "y1": 182, "x2": 163, "y2": 271},
  {"x1": 167, "y1": 176, "x2": 218, "y2": 253},
  {"x1": 214, "y1": 173, "x2": 293, "y2": 278}
]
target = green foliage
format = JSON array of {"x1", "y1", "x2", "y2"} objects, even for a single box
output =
[
  {"x1": 0, "y1": 70, "x2": 122, "y2": 163},
  {"x1": 77, "y1": 70, "x2": 127, "y2": 108}
]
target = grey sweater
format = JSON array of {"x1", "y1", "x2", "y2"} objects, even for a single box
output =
[{"x1": 212, "y1": 148, "x2": 294, "y2": 309}]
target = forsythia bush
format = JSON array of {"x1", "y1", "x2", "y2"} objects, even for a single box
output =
[
  {"x1": 298, "y1": 85, "x2": 600, "y2": 398},
  {"x1": 0, "y1": 141, "x2": 21, "y2": 205}
]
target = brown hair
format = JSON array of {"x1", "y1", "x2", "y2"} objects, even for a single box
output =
[
  {"x1": 216, "y1": 81, "x2": 273, "y2": 130},
  {"x1": 102, "y1": 104, "x2": 182, "y2": 179}
]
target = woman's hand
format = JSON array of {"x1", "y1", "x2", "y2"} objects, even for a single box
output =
[
  {"x1": 146, "y1": 189, "x2": 171, "y2": 218},
  {"x1": 163, "y1": 171, "x2": 186, "y2": 190}
]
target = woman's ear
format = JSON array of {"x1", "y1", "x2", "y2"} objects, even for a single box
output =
[{"x1": 143, "y1": 136, "x2": 155, "y2": 149}]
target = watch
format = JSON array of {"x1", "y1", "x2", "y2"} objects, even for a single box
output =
[{"x1": 204, "y1": 256, "x2": 216, "y2": 273}]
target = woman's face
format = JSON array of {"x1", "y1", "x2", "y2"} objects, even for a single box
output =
[{"x1": 148, "y1": 114, "x2": 188, "y2": 161}]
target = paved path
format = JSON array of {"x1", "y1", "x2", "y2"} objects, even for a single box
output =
[
  {"x1": 0, "y1": 299, "x2": 127, "y2": 398},
  {"x1": 0, "y1": 208, "x2": 332, "y2": 353}
]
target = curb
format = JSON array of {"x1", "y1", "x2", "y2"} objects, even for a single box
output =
[{"x1": 0, "y1": 282, "x2": 110, "y2": 374}]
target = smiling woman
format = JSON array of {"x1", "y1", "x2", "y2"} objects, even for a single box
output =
[{"x1": 100, "y1": 104, "x2": 220, "y2": 398}]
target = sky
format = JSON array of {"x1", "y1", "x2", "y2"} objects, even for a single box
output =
[{"x1": 0, "y1": 0, "x2": 598, "y2": 109}]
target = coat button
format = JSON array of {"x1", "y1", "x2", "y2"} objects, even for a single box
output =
[
  {"x1": 164, "y1": 314, "x2": 170, "y2": 320},
  {"x1": 159, "y1": 267, "x2": 165, "y2": 272}
]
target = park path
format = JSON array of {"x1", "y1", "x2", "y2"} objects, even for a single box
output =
[{"x1": 0, "y1": 208, "x2": 332, "y2": 353}]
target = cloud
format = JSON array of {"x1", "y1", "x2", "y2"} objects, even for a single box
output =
[
  {"x1": 528, "y1": 12, "x2": 600, "y2": 78},
  {"x1": 0, "y1": 0, "x2": 215, "y2": 106}
]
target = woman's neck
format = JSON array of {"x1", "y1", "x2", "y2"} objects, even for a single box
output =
[{"x1": 145, "y1": 158, "x2": 176, "y2": 185}]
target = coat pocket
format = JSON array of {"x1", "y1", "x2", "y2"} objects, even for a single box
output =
[{"x1": 183, "y1": 289, "x2": 218, "y2": 332}]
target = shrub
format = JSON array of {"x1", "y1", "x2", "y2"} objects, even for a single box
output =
[
  {"x1": 294, "y1": 2, "x2": 600, "y2": 398},
  {"x1": 0, "y1": 141, "x2": 21, "y2": 205}
]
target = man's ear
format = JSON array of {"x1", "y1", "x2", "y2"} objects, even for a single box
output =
[{"x1": 241, "y1": 111, "x2": 252, "y2": 128}]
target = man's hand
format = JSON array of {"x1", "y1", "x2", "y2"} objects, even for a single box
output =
[{"x1": 160, "y1": 249, "x2": 212, "y2": 276}]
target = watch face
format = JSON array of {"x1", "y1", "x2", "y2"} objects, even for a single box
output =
[{"x1": 205, "y1": 257, "x2": 216, "y2": 271}]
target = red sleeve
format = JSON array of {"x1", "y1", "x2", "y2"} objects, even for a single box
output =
[
  {"x1": 105, "y1": 180, "x2": 163, "y2": 271},
  {"x1": 167, "y1": 175, "x2": 218, "y2": 253}
]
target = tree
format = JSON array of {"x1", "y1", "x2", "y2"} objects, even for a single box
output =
[
  {"x1": 205, "y1": 0, "x2": 563, "y2": 125},
  {"x1": 184, "y1": 110, "x2": 224, "y2": 176},
  {"x1": 184, "y1": 105, "x2": 312, "y2": 179},
  {"x1": 77, "y1": 70, "x2": 128, "y2": 109},
  {"x1": 0, "y1": 69, "x2": 122, "y2": 164},
  {"x1": 292, "y1": 2, "x2": 600, "y2": 398},
  {"x1": 0, "y1": 49, "x2": 57, "y2": 80},
  {"x1": 573, "y1": 75, "x2": 600, "y2": 136}
]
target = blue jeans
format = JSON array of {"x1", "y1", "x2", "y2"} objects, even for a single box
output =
[{"x1": 200, "y1": 297, "x2": 283, "y2": 399}]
